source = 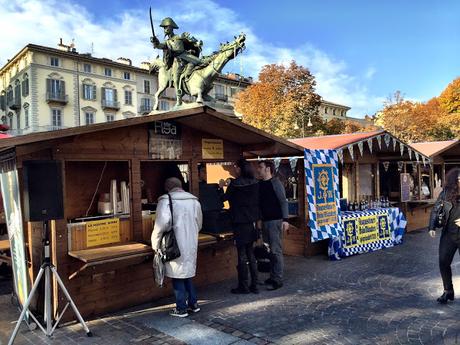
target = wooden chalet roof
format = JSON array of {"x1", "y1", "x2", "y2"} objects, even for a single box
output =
[
  {"x1": 0, "y1": 106, "x2": 304, "y2": 158},
  {"x1": 410, "y1": 140, "x2": 459, "y2": 158}
]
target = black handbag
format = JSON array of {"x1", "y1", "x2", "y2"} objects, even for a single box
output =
[{"x1": 159, "y1": 194, "x2": 181, "y2": 263}]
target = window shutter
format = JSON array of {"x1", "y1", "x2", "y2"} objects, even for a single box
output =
[
  {"x1": 61, "y1": 81, "x2": 65, "y2": 96},
  {"x1": 0, "y1": 95, "x2": 4, "y2": 110},
  {"x1": 113, "y1": 89, "x2": 118, "y2": 102},
  {"x1": 92, "y1": 85, "x2": 96, "y2": 100},
  {"x1": 46, "y1": 79, "x2": 51, "y2": 93},
  {"x1": 82, "y1": 84, "x2": 86, "y2": 99},
  {"x1": 101, "y1": 87, "x2": 106, "y2": 100}
]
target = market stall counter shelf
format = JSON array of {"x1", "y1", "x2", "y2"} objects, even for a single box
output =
[
  {"x1": 67, "y1": 215, "x2": 152, "y2": 280},
  {"x1": 328, "y1": 207, "x2": 407, "y2": 260}
]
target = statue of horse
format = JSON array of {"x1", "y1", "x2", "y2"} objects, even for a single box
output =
[{"x1": 150, "y1": 34, "x2": 246, "y2": 110}]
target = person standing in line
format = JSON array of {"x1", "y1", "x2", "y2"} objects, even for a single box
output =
[
  {"x1": 429, "y1": 168, "x2": 460, "y2": 304},
  {"x1": 221, "y1": 159, "x2": 260, "y2": 294},
  {"x1": 257, "y1": 160, "x2": 289, "y2": 291},
  {"x1": 151, "y1": 177, "x2": 203, "y2": 317}
]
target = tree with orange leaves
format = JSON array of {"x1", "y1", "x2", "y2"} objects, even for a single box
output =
[{"x1": 234, "y1": 61, "x2": 321, "y2": 138}]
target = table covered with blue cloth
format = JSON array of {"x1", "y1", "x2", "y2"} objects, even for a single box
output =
[{"x1": 328, "y1": 207, "x2": 407, "y2": 260}]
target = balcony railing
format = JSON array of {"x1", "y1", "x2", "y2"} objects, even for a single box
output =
[
  {"x1": 7, "y1": 97, "x2": 21, "y2": 110},
  {"x1": 102, "y1": 100, "x2": 120, "y2": 110},
  {"x1": 215, "y1": 93, "x2": 228, "y2": 102},
  {"x1": 139, "y1": 104, "x2": 153, "y2": 113},
  {"x1": 46, "y1": 92, "x2": 68, "y2": 104}
]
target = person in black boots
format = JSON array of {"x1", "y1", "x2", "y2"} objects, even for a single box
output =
[
  {"x1": 429, "y1": 168, "x2": 460, "y2": 304},
  {"x1": 257, "y1": 160, "x2": 289, "y2": 291},
  {"x1": 222, "y1": 159, "x2": 260, "y2": 294}
]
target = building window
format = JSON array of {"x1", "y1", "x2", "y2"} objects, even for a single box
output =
[
  {"x1": 0, "y1": 91, "x2": 5, "y2": 111},
  {"x1": 124, "y1": 90, "x2": 132, "y2": 105},
  {"x1": 46, "y1": 79, "x2": 65, "y2": 100},
  {"x1": 324, "y1": 107, "x2": 328, "y2": 114},
  {"x1": 24, "y1": 107, "x2": 29, "y2": 128},
  {"x1": 52, "y1": 109, "x2": 62, "y2": 127},
  {"x1": 14, "y1": 80, "x2": 21, "y2": 105},
  {"x1": 8, "y1": 114, "x2": 13, "y2": 129},
  {"x1": 230, "y1": 87, "x2": 239, "y2": 97},
  {"x1": 123, "y1": 72, "x2": 130, "y2": 80},
  {"x1": 333, "y1": 108, "x2": 336, "y2": 116},
  {"x1": 106, "y1": 114, "x2": 115, "y2": 122},
  {"x1": 144, "y1": 80, "x2": 150, "y2": 94},
  {"x1": 102, "y1": 88, "x2": 117, "y2": 107},
  {"x1": 159, "y1": 100, "x2": 169, "y2": 111},
  {"x1": 22, "y1": 74, "x2": 29, "y2": 97},
  {"x1": 85, "y1": 112, "x2": 94, "y2": 125},
  {"x1": 82, "y1": 84, "x2": 96, "y2": 100},
  {"x1": 6, "y1": 86, "x2": 13, "y2": 105},
  {"x1": 50, "y1": 57, "x2": 60, "y2": 67},
  {"x1": 83, "y1": 63, "x2": 92, "y2": 73},
  {"x1": 104, "y1": 68, "x2": 112, "y2": 77},
  {"x1": 140, "y1": 98, "x2": 151, "y2": 112}
]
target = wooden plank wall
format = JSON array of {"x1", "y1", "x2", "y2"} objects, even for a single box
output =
[{"x1": 64, "y1": 161, "x2": 130, "y2": 220}]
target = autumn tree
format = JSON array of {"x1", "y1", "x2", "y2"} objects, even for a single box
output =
[
  {"x1": 235, "y1": 61, "x2": 321, "y2": 138},
  {"x1": 375, "y1": 84, "x2": 460, "y2": 142},
  {"x1": 438, "y1": 77, "x2": 460, "y2": 114}
]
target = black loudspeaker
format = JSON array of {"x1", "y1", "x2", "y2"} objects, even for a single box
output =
[{"x1": 23, "y1": 160, "x2": 64, "y2": 221}]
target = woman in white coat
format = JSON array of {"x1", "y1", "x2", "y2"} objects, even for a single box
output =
[{"x1": 151, "y1": 177, "x2": 203, "y2": 317}]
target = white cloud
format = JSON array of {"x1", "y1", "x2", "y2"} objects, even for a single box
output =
[{"x1": 0, "y1": 0, "x2": 384, "y2": 117}]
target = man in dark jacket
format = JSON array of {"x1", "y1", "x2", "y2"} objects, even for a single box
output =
[
  {"x1": 257, "y1": 160, "x2": 289, "y2": 290},
  {"x1": 222, "y1": 159, "x2": 260, "y2": 294}
]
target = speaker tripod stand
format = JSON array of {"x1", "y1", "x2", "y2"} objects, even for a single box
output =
[{"x1": 8, "y1": 221, "x2": 92, "y2": 345}]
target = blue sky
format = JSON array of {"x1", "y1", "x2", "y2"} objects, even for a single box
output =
[{"x1": 1, "y1": 0, "x2": 458, "y2": 117}]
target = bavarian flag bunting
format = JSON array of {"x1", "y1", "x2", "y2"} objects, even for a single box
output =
[{"x1": 304, "y1": 149, "x2": 341, "y2": 242}]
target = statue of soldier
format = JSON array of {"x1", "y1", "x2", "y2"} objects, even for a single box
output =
[{"x1": 150, "y1": 17, "x2": 204, "y2": 105}]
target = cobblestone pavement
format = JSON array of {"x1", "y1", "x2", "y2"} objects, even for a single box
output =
[{"x1": 1, "y1": 230, "x2": 459, "y2": 345}]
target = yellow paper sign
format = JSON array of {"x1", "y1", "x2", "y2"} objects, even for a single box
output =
[
  {"x1": 86, "y1": 218, "x2": 120, "y2": 247},
  {"x1": 202, "y1": 139, "x2": 224, "y2": 159},
  {"x1": 357, "y1": 215, "x2": 379, "y2": 245}
]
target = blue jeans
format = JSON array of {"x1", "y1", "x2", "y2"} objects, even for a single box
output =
[{"x1": 172, "y1": 278, "x2": 197, "y2": 312}]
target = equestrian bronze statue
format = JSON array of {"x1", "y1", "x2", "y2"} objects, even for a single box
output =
[{"x1": 149, "y1": 9, "x2": 246, "y2": 110}]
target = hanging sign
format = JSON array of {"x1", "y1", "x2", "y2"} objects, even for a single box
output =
[
  {"x1": 400, "y1": 173, "x2": 411, "y2": 202},
  {"x1": 304, "y1": 149, "x2": 341, "y2": 243},
  {"x1": 149, "y1": 121, "x2": 182, "y2": 159},
  {"x1": 202, "y1": 139, "x2": 224, "y2": 159},
  {"x1": 86, "y1": 218, "x2": 120, "y2": 247}
]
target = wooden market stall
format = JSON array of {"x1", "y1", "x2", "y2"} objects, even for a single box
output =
[
  {"x1": 292, "y1": 130, "x2": 431, "y2": 232},
  {"x1": 0, "y1": 105, "x2": 306, "y2": 321},
  {"x1": 408, "y1": 140, "x2": 460, "y2": 229}
]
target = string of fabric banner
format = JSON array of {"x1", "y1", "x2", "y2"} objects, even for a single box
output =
[{"x1": 335, "y1": 132, "x2": 428, "y2": 165}]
